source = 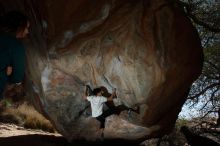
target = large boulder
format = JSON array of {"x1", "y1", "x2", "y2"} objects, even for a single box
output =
[{"x1": 1, "y1": 0, "x2": 203, "y2": 142}]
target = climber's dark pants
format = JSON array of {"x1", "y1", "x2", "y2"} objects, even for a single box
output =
[
  {"x1": 95, "y1": 105, "x2": 131, "y2": 129},
  {"x1": 95, "y1": 108, "x2": 116, "y2": 129}
]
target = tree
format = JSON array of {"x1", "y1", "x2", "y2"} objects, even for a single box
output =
[{"x1": 178, "y1": 0, "x2": 220, "y2": 125}]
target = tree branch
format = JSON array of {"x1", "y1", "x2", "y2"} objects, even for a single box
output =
[
  {"x1": 198, "y1": 92, "x2": 217, "y2": 112},
  {"x1": 177, "y1": 0, "x2": 220, "y2": 33},
  {"x1": 200, "y1": 108, "x2": 218, "y2": 119},
  {"x1": 206, "y1": 60, "x2": 220, "y2": 71},
  {"x1": 188, "y1": 82, "x2": 220, "y2": 100}
]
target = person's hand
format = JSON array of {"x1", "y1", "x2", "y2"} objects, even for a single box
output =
[
  {"x1": 4, "y1": 83, "x2": 24, "y2": 99},
  {"x1": 14, "y1": 83, "x2": 24, "y2": 94},
  {"x1": 6, "y1": 66, "x2": 13, "y2": 76},
  {"x1": 112, "y1": 88, "x2": 116, "y2": 95}
]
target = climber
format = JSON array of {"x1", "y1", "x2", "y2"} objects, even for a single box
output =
[
  {"x1": 84, "y1": 85, "x2": 140, "y2": 139},
  {"x1": 84, "y1": 86, "x2": 116, "y2": 138},
  {"x1": 0, "y1": 10, "x2": 30, "y2": 101}
]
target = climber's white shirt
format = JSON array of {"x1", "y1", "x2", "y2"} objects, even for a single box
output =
[{"x1": 87, "y1": 95, "x2": 107, "y2": 117}]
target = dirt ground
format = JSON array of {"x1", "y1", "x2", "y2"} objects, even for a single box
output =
[
  {"x1": 0, "y1": 123, "x2": 141, "y2": 146},
  {"x1": 0, "y1": 123, "x2": 68, "y2": 146}
]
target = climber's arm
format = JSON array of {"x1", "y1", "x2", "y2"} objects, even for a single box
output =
[
  {"x1": 83, "y1": 86, "x2": 88, "y2": 100},
  {"x1": 107, "y1": 88, "x2": 116, "y2": 102}
]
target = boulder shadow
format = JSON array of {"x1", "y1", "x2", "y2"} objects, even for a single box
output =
[{"x1": 0, "y1": 134, "x2": 141, "y2": 146}]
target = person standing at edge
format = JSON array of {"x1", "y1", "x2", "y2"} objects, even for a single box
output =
[{"x1": 0, "y1": 11, "x2": 30, "y2": 101}]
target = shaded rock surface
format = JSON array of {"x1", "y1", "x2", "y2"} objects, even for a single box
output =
[{"x1": 0, "y1": 0, "x2": 203, "y2": 142}]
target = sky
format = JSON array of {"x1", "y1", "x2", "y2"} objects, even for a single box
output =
[{"x1": 178, "y1": 98, "x2": 218, "y2": 120}]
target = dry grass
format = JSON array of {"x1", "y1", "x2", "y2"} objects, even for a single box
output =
[{"x1": 0, "y1": 102, "x2": 55, "y2": 133}]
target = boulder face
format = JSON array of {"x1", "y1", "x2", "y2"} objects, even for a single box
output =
[{"x1": 1, "y1": 0, "x2": 203, "y2": 142}]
